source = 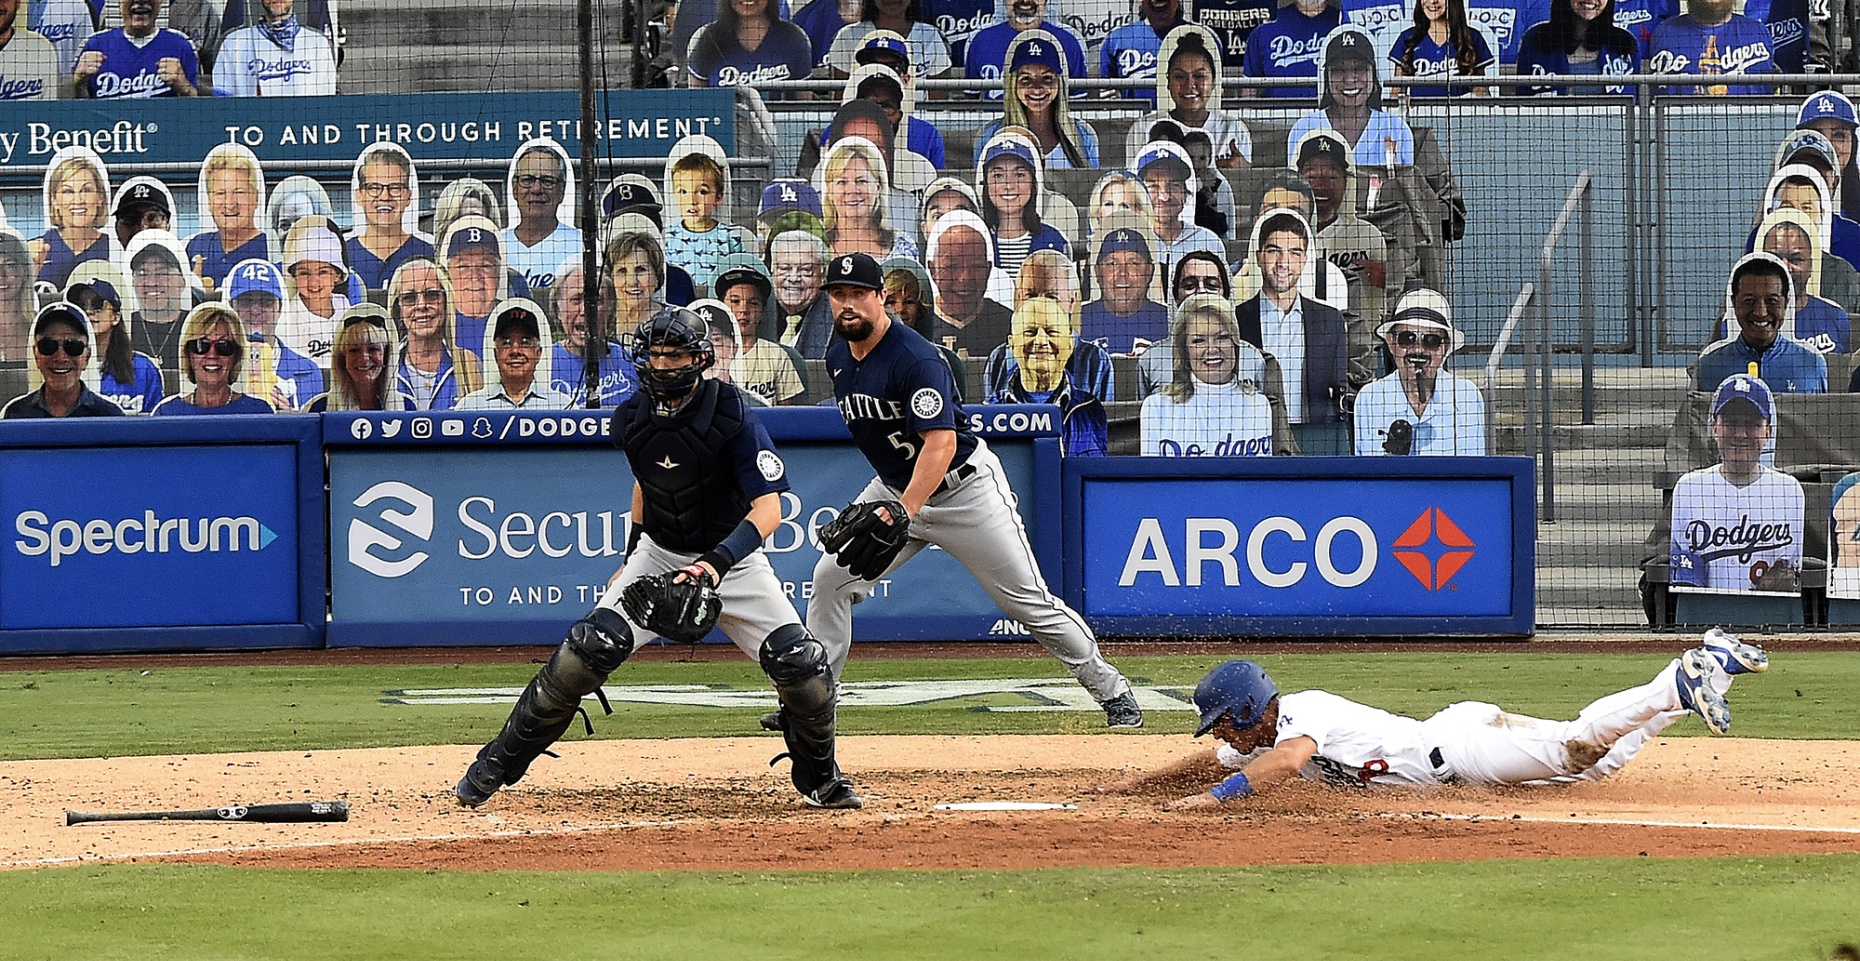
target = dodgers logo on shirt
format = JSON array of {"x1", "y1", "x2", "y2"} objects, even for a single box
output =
[
  {"x1": 757, "y1": 450, "x2": 786, "y2": 482},
  {"x1": 910, "y1": 387, "x2": 944, "y2": 419}
]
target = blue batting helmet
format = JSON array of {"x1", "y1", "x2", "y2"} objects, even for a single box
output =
[{"x1": 1192, "y1": 660, "x2": 1279, "y2": 736}]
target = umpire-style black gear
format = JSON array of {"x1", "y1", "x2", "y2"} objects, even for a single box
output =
[{"x1": 623, "y1": 307, "x2": 714, "y2": 403}]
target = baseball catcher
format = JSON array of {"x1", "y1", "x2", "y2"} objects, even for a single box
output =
[
  {"x1": 455, "y1": 308, "x2": 862, "y2": 810},
  {"x1": 1099, "y1": 630, "x2": 1767, "y2": 809}
]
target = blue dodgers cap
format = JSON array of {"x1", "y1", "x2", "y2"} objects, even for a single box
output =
[
  {"x1": 1009, "y1": 33, "x2": 1065, "y2": 72},
  {"x1": 67, "y1": 279, "x2": 120, "y2": 307},
  {"x1": 1192, "y1": 660, "x2": 1279, "y2": 736},
  {"x1": 1096, "y1": 226, "x2": 1152, "y2": 261},
  {"x1": 758, "y1": 179, "x2": 823, "y2": 223},
  {"x1": 1798, "y1": 91, "x2": 1859, "y2": 129},
  {"x1": 855, "y1": 30, "x2": 912, "y2": 66},
  {"x1": 224, "y1": 259, "x2": 285, "y2": 302},
  {"x1": 979, "y1": 137, "x2": 1038, "y2": 172},
  {"x1": 1712, "y1": 373, "x2": 1774, "y2": 422},
  {"x1": 1134, "y1": 144, "x2": 1191, "y2": 178}
]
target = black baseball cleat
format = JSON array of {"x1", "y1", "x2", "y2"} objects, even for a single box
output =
[
  {"x1": 1102, "y1": 693, "x2": 1144, "y2": 729},
  {"x1": 454, "y1": 760, "x2": 502, "y2": 808},
  {"x1": 803, "y1": 777, "x2": 865, "y2": 810}
]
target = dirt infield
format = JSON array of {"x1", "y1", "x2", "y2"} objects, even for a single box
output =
[{"x1": 7, "y1": 734, "x2": 1858, "y2": 872}]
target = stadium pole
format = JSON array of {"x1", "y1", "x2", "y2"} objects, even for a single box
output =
[{"x1": 578, "y1": 0, "x2": 602, "y2": 408}]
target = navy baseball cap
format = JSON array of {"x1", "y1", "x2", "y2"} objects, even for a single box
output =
[
  {"x1": 979, "y1": 137, "x2": 1038, "y2": 172},
  {"x1": 714, "y1": 265, "x2": 772, "y2": 298},
  {"x1": 602, "y1": 175, "x2": 662, "y2": 219},
  {"x1": 66, "y1": 279, "x2": 120, "y2": 308},
  {"x1": 758, "y1": 179, "x2": 823, "y2": 223},
  {"x1": 855, "y1": 30, "x2": 912, "y2": 67},
  {"x1": 1097, "y1": 226, "x2": 1152, "y2": 261},
  {"x1": 1295, "y1": 131, "x2": 1351, "y2": 171},
  {"x1": 1712, "y1": 373, "x2": 1774, "y2": 422},
  {"x1": 447, "y1": 226, "x2": 499, "y2": 258},
  {"x1": 823, "y1": 252, "x2": 885, "y2": 291},
  {"x1": 1797, "y1": 91, "x2": 1858, "y2": 129},
  {"x1": 225, "y1": 259, "x2": 285, "y2": 302},
  {"x1": 1009, "y1": 33, "x2": 1065, "y2": 73}
]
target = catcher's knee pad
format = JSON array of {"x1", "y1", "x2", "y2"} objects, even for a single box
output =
[
  {"x1": 473, "y1": 612, "x2": 633, "y2": 789},
  {"x1": 759, "y1": 625, "x2": 843, "y2": 796},
  {"x1": 568, "y1": 606, "x2": 635, "y2": 675},
  {"x1": 760, "y1": 624, "x2": 833, "y2": 713}
]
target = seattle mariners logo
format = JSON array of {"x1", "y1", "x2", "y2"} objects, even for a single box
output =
[
  {"x1": 756, "y1": 450, "x2": 785, "y2": 482},
  {"x1": 910, "y1": 388, "x2": 944, "y2": 419},
  {"x1": 1391, "y1": 507, "x2": 1475, "y2": 591}
]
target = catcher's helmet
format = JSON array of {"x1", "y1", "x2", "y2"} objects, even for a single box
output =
[
  {"x1": 1192, "y1": 660, "x2": 1279, "y2": 736},
  {"x1": 623, "y1": 307, "x2": 714, "y2": 402}
]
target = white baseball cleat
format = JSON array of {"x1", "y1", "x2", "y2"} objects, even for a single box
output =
[
  {"x1": 1675, "y1": 649, "x2": 1731, "y2": 736},
  {"x1": 1700, "y1": 628, "x2": 1769, "y2": 675}
]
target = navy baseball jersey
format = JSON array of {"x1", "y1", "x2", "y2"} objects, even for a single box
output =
[
  {"x1": 78, "y1": 28, "x2": 200, "y2": 98},
  {"x1": 1388, "y1": 26, "x2": 1495, "y2": 97},
  {"x1": 1100, "y1": 19, "x2": 1181, "y2": 102},
  {"x1": 686, "y1": 21, "x2": 815, "y2": 87},
  {"x1": 1244, "y1": 5, "x2": 1340, "y2": 98},
  {"x1": 1743, "y1": 0, "x2": 1809, "y2": 72},
  {"x1": 926, "y1": 0, "x2": 999, "y2": 67},
  {"x1": 1648, "y1": 14, "x2": 1773, "y2": 94},
  {"x1": 827, "y1": 320, "x2": 977, "y2": 492},
  {"x1": 1193, "y1": 0, "x2": 1280, "y2": 69},
  {"x1": 614, "y1": 379, "x2": 790, "y2": 549}
]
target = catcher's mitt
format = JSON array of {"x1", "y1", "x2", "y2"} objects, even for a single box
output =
[
  {"x1": 819, "y1": 499, "x2": 910, "y2": 580},
  {"x1": 621, "y1": 567, "x2": 722, "y2": 643}
]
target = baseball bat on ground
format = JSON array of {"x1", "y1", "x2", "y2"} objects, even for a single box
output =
[{"x1": 65, "y1": 801, "x2": 349, "y2": 826}]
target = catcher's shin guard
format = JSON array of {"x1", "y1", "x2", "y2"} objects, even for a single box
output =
[
  {"x1": 456, "y1": 608, "x2": 633, "y2": 807},
  {"x1": 759, "y1": 624, "x2": 860, "y2": 807}
]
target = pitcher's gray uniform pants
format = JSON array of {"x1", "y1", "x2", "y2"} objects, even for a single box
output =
[
  {"x1": 807, "y1": 440, "x2": 1131, "y2": 702},
  {"x1": 600, "y1": 533, "x2": 800, "y2": 657}
]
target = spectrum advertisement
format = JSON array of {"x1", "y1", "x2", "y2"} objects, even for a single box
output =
[
  {"x1": 0, "y1": 417, "x2": 325, "y2": 652},
  {"x1": 1064, "y1": 457, "x2": 1535, "y2": 635},
  {"x1": 325, "y1": 408, "x2": 1058, "y2": 646}
]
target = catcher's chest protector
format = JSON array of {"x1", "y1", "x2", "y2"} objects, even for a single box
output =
[{"x1": 619, "y1": 380, "x2": 751, "y2": 553}]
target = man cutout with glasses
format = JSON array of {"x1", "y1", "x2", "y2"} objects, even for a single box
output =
[
  {"x1": 1353, "y1": 288, "x2": 1487, "y2": 456},
  {"x1": 501, "y1": 140, "x2": 582, "y2": 298}
]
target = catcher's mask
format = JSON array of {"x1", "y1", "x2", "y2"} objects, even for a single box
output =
[
  {"x1": 1192, "y1": 660, "x2": 1279, "y2": 736},
  {"x1": 623, "y1": 307, "x2": 715, "y2": 403}
]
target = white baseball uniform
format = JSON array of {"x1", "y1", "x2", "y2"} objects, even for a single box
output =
[
  {"x1": 1215, "y1": 657, "x2": 1729, "y2": 787},
  {"x1": 1668, "y1": 465, "x2": 1805, "y2": 593}
]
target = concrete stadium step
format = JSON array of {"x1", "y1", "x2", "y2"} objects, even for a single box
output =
[
  {"x1": 1493, "y1": 421, "x2": 1672, "y2": 452},
  {"x1": 343, "y1": 44, "x2": 635, "y2": 94},
  {"x1": 1537, "y1": 566, "x2": 1644, "y2": 613},
  {"x1": 1535, "y1": 521, "x2": 1653, "y2": 568}
]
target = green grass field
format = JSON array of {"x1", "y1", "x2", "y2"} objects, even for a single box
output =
[
  {"x1": 4, "y1": 651, "x2": 1858, "y2": 760},
  {"x1": 4, "y1": 649, "x2": 1858, "y2": 959}
]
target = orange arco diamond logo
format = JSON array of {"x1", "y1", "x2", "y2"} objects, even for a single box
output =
[{"x1": 1392, "y1": 507, "x2": 1476, "y2": 590}]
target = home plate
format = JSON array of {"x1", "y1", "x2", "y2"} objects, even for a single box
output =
[{"x1": 934, "y1": 802, "x2": 1078, "y2": 811}]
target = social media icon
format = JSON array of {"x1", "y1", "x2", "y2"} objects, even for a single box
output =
[
  {"x1": 381, "y1": 419, "x2": 403, "y2": 438},
  {"x1": 441, "y1": 420, "x2": 464, "y2": 436},
  {"x1": 350, "y1": 419, "x2": 373, "y2": 440},
  {"x1": 411, "y1": 418, "x2": 433, "y2": 439}
]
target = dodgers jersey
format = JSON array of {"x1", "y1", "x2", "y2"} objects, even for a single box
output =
[
  {"x1": 1647, "y1": 13, "x2": 1773, "y2": 94},
  {"x1": 1243, "y1": 5, "x2": 1340, "y2": 98},
  {"x1": 1615, "y1": 0, "x2": 1679, "y2": 57},
  {"x1": 0, "y1": 29, "x2": 62, "y2": 100},
  {"x1": 214, "y1": 26, "x2": 340, "y2": 96},
  {"x1": 826, "y1": 319, "x2": 977, "y2": 492},
  {"x1": 1100, "y1": 18, "x2": 1183, "y2": 102},
  {"x1": 1193, "y1": 0, "x2": 1280, "y2": 68},
  {"x1": 78, "y1": 28, "x2": 200, "y2": 98},
  {"x1": 1669, "y1": 464, "x2": 1804, "y2": 592},
  {"x1": 924, "y1": 0, "x2": 998, "y2": 66},
  {"x1": 1138, "y1": 380, "x2": 1274, "y2": 456},
  {"x1": 1387, "y1": 26, "x2": 1495, "y2": 96},
  {"x1": 1216, "y1": 690, "x2": 1439, "y2": 788},
  {"x1": 1343, "y1": 0, "x2": 1547, "y2": 64}
]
